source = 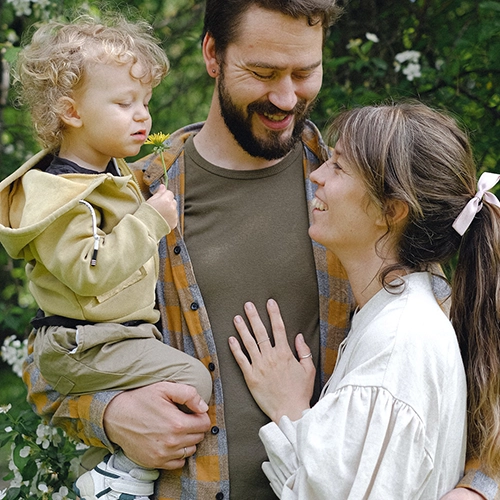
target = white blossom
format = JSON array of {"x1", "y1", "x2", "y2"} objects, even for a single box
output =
[
  {"x1": 394, "y1": 51, "x2": 422, "y2": 81},
  {"x1": 366, "y1": 32, "x2": 379, "y2": 43},
  {"x1": 19, "y1": 445, "x2": 31, "y2": 458},
  {"x1": 435, "y1": 58, "x2": 445, "y2": 70},
  {"x1": 38, "y1": 483, "x2": 48, "y2": 493},
  {"x1": 6, "y1": 0, "x2": 32, "y2": 16},
  {"x1": 53, "y1": 486, "x2": 70, "y2": 500},
  {"x1": 35, "y1": 423, "x2": 61, "y2": 449},
  {"x1": 0, "y1": 488, "x2": 6, "y2": 500},
  {"x1": 403, "y1": 62, "x2": 422, "y2": 80},
  {"x1": 6, "y1": 31, "x2": 19, "y2": 44},
  {"x1": 8, "y1": 451, "x2": 26, "y2": 488},
  {"x1": 0, "y1": 404, "x2": 12, "y2": 414},
  {"x1": 395, "y1": 50, "x2": 421, "y2": 64},
  {"x1": 1, "y1": 335, "x2": 28, "y2": 378}
]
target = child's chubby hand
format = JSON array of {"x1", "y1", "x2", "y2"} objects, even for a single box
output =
[{"x1": 146, "y1": 183, "x2": 178, "y2": 230}]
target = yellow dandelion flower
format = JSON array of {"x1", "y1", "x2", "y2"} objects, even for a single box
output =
[
  {"x1": 145, "y1": 132, "x2": 171, "y2": 187},
  {"x1": 144, "y1": 132, "x2": 170, "y2": 147}
]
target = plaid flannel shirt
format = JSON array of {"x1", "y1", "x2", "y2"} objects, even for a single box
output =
[{"x1": 22, "y1": 121, "x2": 498, "y2": 499}]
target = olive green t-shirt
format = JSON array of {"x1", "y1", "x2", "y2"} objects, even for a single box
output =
[{"x1": 184, "y1": 136, "x2": 320, "y2": 500}]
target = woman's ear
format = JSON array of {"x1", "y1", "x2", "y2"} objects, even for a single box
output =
[
  {"x1": 58, "y1": 96, "x2": 82, "y2": 128},
  {"x1": 384, "y1": 199, "x2": 409, "y2": 226}
]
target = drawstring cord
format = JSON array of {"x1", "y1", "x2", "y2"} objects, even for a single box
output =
[{"x1": 78, "y1": 200, "x2": 99, "y2": 266}]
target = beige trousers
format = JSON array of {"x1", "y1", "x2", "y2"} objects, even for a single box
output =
[{"x1": 33, "y1": 322, "x2": 212, "y2": 404}]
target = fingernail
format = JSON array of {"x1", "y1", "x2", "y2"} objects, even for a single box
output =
[
  {"x1": 245, "y1": 302, "x2": 255, "y2": 310},
  {"x1": 234, "y1": 316, "x2": 242, "y2": 324},
  {"x1": 199, "y1": 401, "x2": 209, "y2": 412},
  {"x1": 268, "y1": 298, "x2": 276, "y2": 306}
]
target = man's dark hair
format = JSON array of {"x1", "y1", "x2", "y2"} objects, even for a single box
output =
[{"x1": 202, "y1": 0, "x2": 342, "y2": 59}]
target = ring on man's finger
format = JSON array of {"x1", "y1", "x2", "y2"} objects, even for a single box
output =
[
  {"x1": 181, "y1": 447, "x2": 187, "y2": 460},
  {"x1": 257, "y1": 337, "x2": 271, "y2": 345},
  {"x1": 300, "y1": 352, "x2": 313, "y2": 359}
]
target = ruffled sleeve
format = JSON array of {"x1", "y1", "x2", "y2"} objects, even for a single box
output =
[{"x1": 259, "y1": 385, "x2": 433, "y2": 499}]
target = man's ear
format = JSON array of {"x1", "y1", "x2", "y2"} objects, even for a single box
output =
[
  {"x1": 58, "y1": 96, "x2": 82, "y2": 128},
  {"x1": 202, "y1": 33, "x2": 219, "y2": 78}
]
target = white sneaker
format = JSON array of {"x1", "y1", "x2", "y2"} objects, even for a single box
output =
[{"x1": 74, "y1": 454, "x2": 159, "y2": 500}]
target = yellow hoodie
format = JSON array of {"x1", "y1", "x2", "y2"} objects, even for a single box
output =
[{"x1": 0, "y1": 150, "x2": 171, "y2": 324}]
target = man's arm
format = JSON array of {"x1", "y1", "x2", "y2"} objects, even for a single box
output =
[
  {"x1": 104, "y1": 381, "x2": 211, "y2": 468},
  {"x1": 441, "y1": 460, "x2": 500, "y2": 500},
  {"x1": 441, "y1": 489, "x2": 486, "y2": 500}
]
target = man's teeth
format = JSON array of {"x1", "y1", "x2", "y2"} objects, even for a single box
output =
[
  {"x1": 312, "y1": 197, "x2": 328, "y2": 211},
  {"x1": 263, "y1": 112, "x2": 287, "y2": 122}
]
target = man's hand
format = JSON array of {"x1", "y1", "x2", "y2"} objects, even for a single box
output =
[
  {"x1": 440, "y1": 488, "x2": 486, "y2": 500},
  {"x1": 104, "y1": 381, "x2": 211, "y2": 469}
]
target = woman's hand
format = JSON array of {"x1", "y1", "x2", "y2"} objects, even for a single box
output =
[{"x1": 229, "y1": 299, "x2": 316, "y2": 423}]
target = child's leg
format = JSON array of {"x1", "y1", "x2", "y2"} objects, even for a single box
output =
[
  {"x1": 35, "y1": 322, "x2": 213, "y2": 499},
  {"x1": 74, "y1": 451, "x2": 159, "y2": 500},
  {"x1": 34, "y1": 322, "x2": 212, "y2": 403}
]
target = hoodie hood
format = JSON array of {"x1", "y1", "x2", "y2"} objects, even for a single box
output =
[{"x1": 0, "y1": 150, "x2": 132, "y2": 258}]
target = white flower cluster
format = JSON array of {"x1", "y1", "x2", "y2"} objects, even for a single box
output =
[
  {"x1": 35, "y1": 422, "x2": 62, "y2": 449},
  {"x1": 1, "y1": 335, "x2": 28, "y2": 378},
  {"x1": 2, "y1": 440, "x2": 75, "y2": 499},
  {"x1": 6, "y1": 0, "x2": 51, "y2": 17},
  {"x1": 394, "y1": 50, "x2": 422, "y2": 81}
]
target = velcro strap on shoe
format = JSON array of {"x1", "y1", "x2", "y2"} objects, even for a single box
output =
[{"x1": 109, "y1": 477, "x2": 155, "y2": 496}]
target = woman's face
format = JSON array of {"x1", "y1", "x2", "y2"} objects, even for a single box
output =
[{"x1": 308, "y1": 142, "x2": 387, "y2": 259}]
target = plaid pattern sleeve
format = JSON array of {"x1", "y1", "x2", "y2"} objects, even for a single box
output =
[{"x1": 457, "y1": 460, "x2": 500, "y2": 500}]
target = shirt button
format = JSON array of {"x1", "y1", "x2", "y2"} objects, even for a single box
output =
[
  {"x1": 190, "y1": 302, "x2": 199, "y2": 311},
  {"x1": 211, "y1": 426, "x2": 219, "y2": 435},
  {"x1": 208, "y1": 362, "x2": 215, "y2": 372},
  {"x1": 215, "y1": 493, "x2": 224, "y2": 500},
  {"x1": 173, "y1": 246, "x2": 181, "y2": 255}
]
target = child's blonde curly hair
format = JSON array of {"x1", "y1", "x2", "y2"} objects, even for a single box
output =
[{"x1": 14, "y1": 14, "x2": 170, "y2": 151}]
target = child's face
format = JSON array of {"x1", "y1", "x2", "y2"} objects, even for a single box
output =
[{"x1": 69, "y1": 61, "x2": 153, "y2": 166}]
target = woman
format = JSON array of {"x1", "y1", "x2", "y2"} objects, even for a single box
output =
[{"x1": 229, "y1": 102, "x2": 500, "y2": 498}]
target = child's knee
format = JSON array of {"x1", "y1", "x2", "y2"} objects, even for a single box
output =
[{"x1": 190, "y1": 358, "x2": 213, "y2": 404}]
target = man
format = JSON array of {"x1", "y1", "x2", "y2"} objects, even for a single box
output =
[{"x1": 23, "y1": 1, "x2": 496, "y2": 499}]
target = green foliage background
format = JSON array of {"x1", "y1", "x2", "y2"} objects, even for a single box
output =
[
  {"x1": 0, "y1": 0, "x2": 498, "y2": 495},
  {"x1": 1, "y1": 0, "x2": 499, "y2": 348}
]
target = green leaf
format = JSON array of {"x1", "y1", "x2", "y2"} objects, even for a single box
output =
[
  {"x1": 2, "y1": 46, "x2": 21, "y2": 64},
  {"x1": 5, "y1": 488, "x2": 21, "y2": 500},
  {"x1": 12, "y1": 441, "x2": 30, "y2": 471},
  {"x1": 20, "y1": 459, "x2": 38, "y2": 481},
  {"x1": 479, "y1": 2, "x2": 500, "y2": 12}
]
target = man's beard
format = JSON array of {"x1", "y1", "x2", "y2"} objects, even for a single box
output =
[{"x1": 217, "y1": 68, "x2": 314, "y2": 160}]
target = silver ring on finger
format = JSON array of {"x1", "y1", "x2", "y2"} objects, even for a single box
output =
[
  {"x1": 257, "y1": 337, "x2": 270, "y2": 345},
  {"x1": 181, "y1": 447, "x2": 187, "y2": 459},
  {"x1": 300, "y1": 352, "x2": 313, "y2": 359}
]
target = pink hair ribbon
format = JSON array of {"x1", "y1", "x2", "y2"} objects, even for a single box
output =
[{"x1": 452, "y1": 172, "x2": 500, "y2": 236}]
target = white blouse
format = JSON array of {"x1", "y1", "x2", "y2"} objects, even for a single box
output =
[{"x1": 259, "y1": 272, "x2": 467, "y2": 499}]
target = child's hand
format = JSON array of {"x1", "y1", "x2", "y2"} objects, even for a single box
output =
[{"x1": 146, "y1": 184, "x2": 178, "y2": 230}]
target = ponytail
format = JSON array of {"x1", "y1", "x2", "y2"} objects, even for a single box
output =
[{"x1": 451, "y1": 201, "x2": 500, "y2": 472}]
